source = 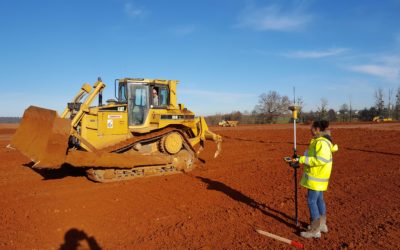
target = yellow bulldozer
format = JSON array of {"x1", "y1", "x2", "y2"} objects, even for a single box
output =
[
  {"x1": 218, "y1": 120, "x2": 239, "y2": 127},
  {"x1": 372, "y1": 116, "x2": 393, "y2": 122},
  {"x1": 10, "y1": 77, "x2": 222, "y2": 182}
]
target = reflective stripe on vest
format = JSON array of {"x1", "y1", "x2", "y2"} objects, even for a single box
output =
[
  {"x1": 302, "y1": 173, "x2": 329, "y2": 182},
  {"x1": 317, "y1": 139, "x2": 333, "y2": 163},
  {"x1": 305, "y1": 156, "x2": 309, "y2": 165},
  {"x1": 303, "y1": 155, "x2": 332, "y2": 165},
  {"x1": 316, "y1": 155, "x2": 332, "y2": 163},
  {"x1": 304, "y1": 139, "x2": 332, "y2": 165}
]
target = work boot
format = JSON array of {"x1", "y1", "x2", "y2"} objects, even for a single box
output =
[
  {"x1": 320, "y1": 214, "x2": 328, "y2": 233},
  {"x1": 301, "y1": 218, "x2": 321, "y2": 238},
  {"x1": 307, "y1": 215, "x2": 328, "y2": 233}
]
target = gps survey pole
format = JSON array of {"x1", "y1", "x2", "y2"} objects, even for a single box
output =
[{"x1": 288, "y1": 105, "x2": 300, "y2": 227}]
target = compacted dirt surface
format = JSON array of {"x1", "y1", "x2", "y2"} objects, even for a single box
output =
[{"x1": 1, "y1": 122, "x2": 399, "y2": 249}]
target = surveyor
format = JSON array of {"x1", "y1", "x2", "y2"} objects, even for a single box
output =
[{"x1": 292, "y1": 120, "x2": 338, "y2": 238}]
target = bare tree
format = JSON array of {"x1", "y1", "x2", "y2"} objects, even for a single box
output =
[
  {"x1": 281, "y1": 95, "x2": 291, "y2": 112},
  {"x1": 317, "y1": 98, "x2": 329, "y2": 119},
  {"x1": 395, "y1": 86, "x2": 400, "y2": 120},
  {"x1": 255, "y1": 91, "x2": 291, "y2": 123},
  {"x1": 295, "y1": 96, "x2": 305, "y2": 109},
  {"x1": 388, "y1": 88, "x2": 393, "y2": 118},
  {"x1": 349, "y1": 96, "x2": 353, "y2": 122},
  {"x1": 374, "y1": 88, "x2": 384, "y2": 115},
  {"x1": 339, "y1": 103, "x2": 349, "y2": 122}
]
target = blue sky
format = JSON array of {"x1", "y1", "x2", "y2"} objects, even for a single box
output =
[{"x1": 1, "y1": 0, "x2": 400, "y2": 116}]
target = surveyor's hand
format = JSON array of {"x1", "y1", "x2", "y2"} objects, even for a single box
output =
[{"x1": 289, "y1": 157, "x2": 300, "y2": 168}]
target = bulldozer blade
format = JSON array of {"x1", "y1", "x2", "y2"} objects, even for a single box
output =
[{"x1": 10, "y1": 106, "x2": 71, "y2": 169}]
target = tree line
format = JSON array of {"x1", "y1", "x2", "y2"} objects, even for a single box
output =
[
  {"x1": 0, "y1": 117, "x2": 21, "y2": 123},
  {"x1": 205, "y1": 87, "x2": 400, "y2": 125}
]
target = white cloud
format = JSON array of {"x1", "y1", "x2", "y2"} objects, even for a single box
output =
[
  {"x1": 343, "y1": 52, "x2": 400, "y2": 82},
  {"x1": 348, "y1": 65, "x2": 399, "y2": 81},
  {"x1": 284, "y1": 48, "x2": 349, "y2": 59},
  {"x1": 236, "y1": 4, "x2": 312, "y2": 31},
  {"x1": 379, "y1": 55, "x2": 400, "y2": 65},
  {"x1": 124, "y1": 2, "x2": 144, "y2": 18}
]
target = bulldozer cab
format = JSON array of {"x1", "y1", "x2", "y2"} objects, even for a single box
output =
[{"x1": 117, "y1": 79, "x2": 170, "y2": 126}]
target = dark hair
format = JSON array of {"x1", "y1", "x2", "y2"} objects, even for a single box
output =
[{"x1": 312, "y1": 120, "x2": 329, "y2": 131}]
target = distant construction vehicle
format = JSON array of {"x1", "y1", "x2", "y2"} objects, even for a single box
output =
[
  {"x1": 372, "y1": 116, "x2": 393, "y2": 122},
  {"x1": 218, "y1": 120, "x2": 239, "y2": 127},
  {"x1": 10, "y1": 77, "x2": 222, "y2": 182}
]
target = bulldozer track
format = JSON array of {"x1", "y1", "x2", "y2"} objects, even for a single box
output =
[
  {"x1": 99, "y1": 127, "x2": 195, "y2": 154},
  {"x1": 84, "y1": 127, "x2": 197, "y2": 182},
  {"x1": 86, "y1": 165, "x2": 183, "y2": 183}
]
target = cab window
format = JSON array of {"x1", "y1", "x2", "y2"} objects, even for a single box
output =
[
  {"x1": 152, "y1": 85, "x2": 169, "y2": 107},
  {"x1": 158, "y1": 86, "x2": 169, "y2": 106},
  {"x1": 118, "y1": 83, "x2": 127, "y2": 103},
  {"x1": 128, "y1": 83, "x2": 149, "y2": 125}
]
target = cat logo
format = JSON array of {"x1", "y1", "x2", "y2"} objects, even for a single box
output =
[{"x1": 107, "y1": 119, "x2": 113, "y2": 128}]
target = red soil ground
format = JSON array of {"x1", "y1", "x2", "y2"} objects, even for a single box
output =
[{"x1": 0, "y1": 123, "x2": 399, "y2": 249}]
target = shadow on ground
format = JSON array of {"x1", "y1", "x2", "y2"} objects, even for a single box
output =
[
  {"x1": 23, "y1": 162, "x2": 86, "y2": 180},
  {"x1": 344, "y1": 147, "x2": 400, "y2": 156},
  {"x1": 195, "y1": 176, "x2": 307, "y2": 231},
  {"x1": 59, "y1": 228, "x2": 101, "y2": 250}
]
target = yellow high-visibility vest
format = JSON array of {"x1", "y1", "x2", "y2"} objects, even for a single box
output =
[{"x1": 299, "y1": 136, "x2": 338, "y2": 191}]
